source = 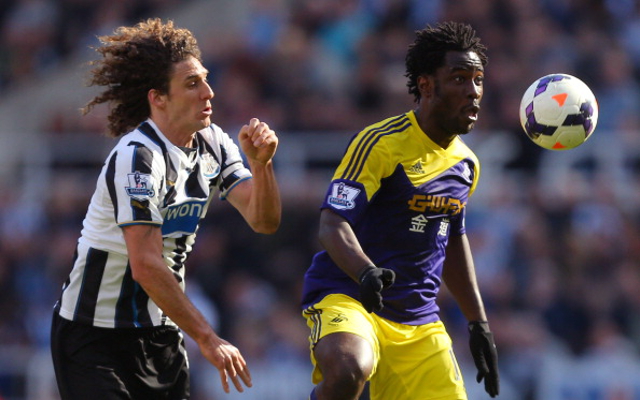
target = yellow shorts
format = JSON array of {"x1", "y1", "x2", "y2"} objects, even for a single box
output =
[{"x1": 303, "y1": 294, "x2": 467, "y2": 400}]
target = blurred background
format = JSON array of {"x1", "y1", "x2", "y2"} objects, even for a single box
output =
[{"x1": 0, "y1": 0, "x2": 640, "y2": 399}]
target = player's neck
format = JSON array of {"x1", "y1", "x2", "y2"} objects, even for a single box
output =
[
  {"x1": 413, "y1": 108, "x2": 456, "y2": 149},
  {"x1": 150, "y1": 117, "x2": 195, "y2": 148}
]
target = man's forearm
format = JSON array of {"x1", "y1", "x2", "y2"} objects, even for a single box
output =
[
  {"x1": 134, "y1": 257, "x2": 216, "y2": 342},
  {"x1": 245, "y1": 159, "x2": 281, "y2": 233},
  {"x1": 442, "y1": 233, "x2": 488, "y2": 322},
  {"x1": 318, "y1": 209, "x2": 373, "y2": 282}
]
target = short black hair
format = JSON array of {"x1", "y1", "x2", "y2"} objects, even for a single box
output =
[{"x1": 405, "y1": 21, "x2": 488, "y2": 103}]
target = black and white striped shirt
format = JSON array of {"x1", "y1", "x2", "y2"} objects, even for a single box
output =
[{"x1": 55, "y1": 119, "x2": 251, "y2": 328}]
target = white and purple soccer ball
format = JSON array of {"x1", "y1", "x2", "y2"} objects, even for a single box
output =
[{"x1": 519, "y1": 73, "x2": 598, "y2": 150}]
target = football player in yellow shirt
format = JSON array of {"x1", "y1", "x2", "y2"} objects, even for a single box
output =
[{"x1": 302, "y1": 21, "x2": 499, "y2": 400}]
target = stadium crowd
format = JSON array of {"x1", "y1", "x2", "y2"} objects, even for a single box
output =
[{"x1": 1, "y1": 0, "x2": 640, "y2": 399}]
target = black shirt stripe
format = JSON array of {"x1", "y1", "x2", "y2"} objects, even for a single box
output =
[
  {"x1": 115, "y1": 264, "x2": 152, "y2": 328},
  {"x1": 105, "y1": 152, "x2": 119, "y2": 221},
  {"x1": 73, "y1": 247, "x2": 108, "y2": 322}
]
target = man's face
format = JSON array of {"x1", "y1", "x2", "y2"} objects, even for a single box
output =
[
  {"x1": 163, "y1": 56, "x2": 213, "y2": 135},
  {"x1": 428, "y1": 51, "x2": 484, "y2": 135}
]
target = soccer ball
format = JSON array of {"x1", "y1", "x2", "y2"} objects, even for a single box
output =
[{"x1": 519, "y1": 73, "x2": 598, "y2": 150}]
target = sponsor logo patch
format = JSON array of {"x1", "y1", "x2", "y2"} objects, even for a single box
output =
[{"x1": 162, "y1": 200, "x2": 207, "y2": 235}]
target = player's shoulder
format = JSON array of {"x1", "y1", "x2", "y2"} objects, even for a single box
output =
[
  {"x1": 359, "y1": 112, "x2": 413, "y2": 138},
  {"x1": 114, "y1": 131, "x2": 150, "y2": 151},
  {"x1": 109, "y1": 124, "x2": 167, "y2": 160},
  {"x1": 349, "y1": 112, "x2": 413, "y2": 152}
]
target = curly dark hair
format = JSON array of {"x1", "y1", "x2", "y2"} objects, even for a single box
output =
[
  {"x1": 405, "y1": 21, "x2": 488, "y2": 103},
  {"x1": 82, "y1": 18, "x2": 202, "y2": 137}
]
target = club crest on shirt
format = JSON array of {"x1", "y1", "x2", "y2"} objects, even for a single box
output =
[
  {"x1": 461, "y1": 161, "x2": 472, "y2": 183},
  {"x1": 201, "y1": 153, "x2": 220, "y2": 178},
  {"x1": 327, "y1": 182, "x2": 360, "y2": 210},
  {"x1": 125, "y1": 171, "x2": 155, "y2": 199}
]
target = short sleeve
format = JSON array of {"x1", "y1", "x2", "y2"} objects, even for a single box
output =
[
  {"x1": 321, "y1": 131, "x2": 394, "y2": 226},
  {"x1": 449, "y1": 206, "x2": 466, "y2": 236},
  {"x1": 110, "y1": 142, "x2": 164, "y2": 227},
  {"x1": 200, "y1": 125, "x2": 252, "y2": 199}
]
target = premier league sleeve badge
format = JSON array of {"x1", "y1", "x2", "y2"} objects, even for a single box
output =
[{"x1": 125, "y1": 171, "x2": 155, "y2": 199}]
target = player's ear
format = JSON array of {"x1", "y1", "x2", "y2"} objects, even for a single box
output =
[
  {"x1": 418, "y1": 75, "x2": 433, "y2": 99},
  {"x1": 148, "y1": 88, "x2": 166, "y2": 108}
]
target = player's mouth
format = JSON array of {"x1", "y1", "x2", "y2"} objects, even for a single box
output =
[
  {"x1": 464, "y1": 104, "x2": 480, "y2": 121},
  {"x1": 201, "y1": 106, "x2": 212, "y2": 117}
]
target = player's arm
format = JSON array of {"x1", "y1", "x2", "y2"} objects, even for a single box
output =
[
  {"x1": 442, "y1": 233, "x2": 486, "y2": 321},
  {"x1": 226, "y1": 118, "x2": 281, "y2": 234},
  {"x1": 443, "y1": 233, "x2": 499, "y2": 397},
  {"x1": 122, "y1": 224, "x2": 252, "y2": 393},
  {"x1": 318, "y1": 208, "x2": 372, "y2": 281},
  {"x1": 318, "y1": 209, "x2": 395, "y2": 312}
]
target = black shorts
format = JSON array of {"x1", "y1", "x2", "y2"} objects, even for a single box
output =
[{"x1": 51, "y1": 312, "x2": 190, "y2": 400}]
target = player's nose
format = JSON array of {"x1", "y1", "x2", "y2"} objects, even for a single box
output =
[{"x1": 202, "y1": 81, "x2": 214, "y2": 100}]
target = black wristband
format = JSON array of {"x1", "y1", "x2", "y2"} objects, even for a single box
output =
[{"x1": 468, "y1": 320, "x2": 490, "y2": 333}]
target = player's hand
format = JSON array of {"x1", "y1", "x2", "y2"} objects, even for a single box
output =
[
  {"x1": 358, "y1": 266, "x2": 395, "y2": 313},
  {"x1": 199, "y1": 334, "x2": 252, "y2": 393},
  {"x1": 238, "y1": 118, "x2": 278, "y2": 165},
  {"x1": 468, "y1": 321, "x2": 500, "y2": 397}
]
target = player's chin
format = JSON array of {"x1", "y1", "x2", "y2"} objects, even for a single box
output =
[
  {"x1": 457, "y1": 123, "x2": 476, "y2": 135},
  {"x1": 453, "y1": 115, "x2": 476, "y2": 133},
  {"x1": 196, "y1": 116, "x2": 211, "y2": 129}
]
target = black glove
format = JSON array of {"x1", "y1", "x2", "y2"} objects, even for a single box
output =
[
  {"x1": 358, "y1": 266, "x2": 395, "y2": 313},
  {"x1": 468, "y1": 321, "x2": 500, "y2": 397}
]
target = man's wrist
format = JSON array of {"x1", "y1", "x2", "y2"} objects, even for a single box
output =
[
  {"x1": 468, "y1": 320, "x2": 490, "y2": 333},
  {"x1": 357, "y1": 265, "x2": 376, "y2": 283},
  {"x1": 247, "y1": 158, "x2": 274, "y2": 168}
]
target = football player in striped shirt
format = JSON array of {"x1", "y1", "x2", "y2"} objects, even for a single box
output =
[
  {"x1": 302, "y1": 22, "x2": 499, "y2": 400},
  {"x1": 51, "y1": 18, "x2": 281, "y2": 399}
]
